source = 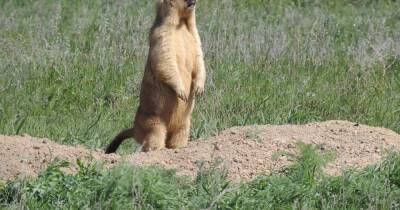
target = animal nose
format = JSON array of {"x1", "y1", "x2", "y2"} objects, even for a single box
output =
[{"x1": 187, "y1": 0, "x2": 196, "y2": 6}]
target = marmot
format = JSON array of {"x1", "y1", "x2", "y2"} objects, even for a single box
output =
[{"x1": 105, "y1": 0, "x2": 206, "y2": 153}]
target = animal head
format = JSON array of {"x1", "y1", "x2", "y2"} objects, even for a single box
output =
[
  {"x1": 158, "y1": 0, "x2": 197, "y2": 14},
  {"x1": 174, "y1": 0, "x2": 197, "y2": 11}
]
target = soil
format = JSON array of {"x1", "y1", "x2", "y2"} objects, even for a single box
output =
[{"x1": 1, "y1": 120, "x2": 400, "y2": 182}]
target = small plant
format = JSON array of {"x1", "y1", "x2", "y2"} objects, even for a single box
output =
[{"x1": 281, "y1": 142, "x2": 335, "y2": 185}]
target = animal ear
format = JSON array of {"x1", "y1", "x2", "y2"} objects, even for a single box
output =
[
  {"x1": 157, "y1": 0, "x2": 173, "y2": 8},
  {"x1": 160, "y1": 0, "x2": 174, "y2": 6},
  {"x1": 168, "y1": 0, "x2": 175, "y2": 7},
  {"x1": 158, "y1": 0, "x2": 173, "y2": 4}
]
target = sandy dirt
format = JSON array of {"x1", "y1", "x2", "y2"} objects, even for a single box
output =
[{"x1": 1, "y1": 120, "x2": 400, "y2": 181}]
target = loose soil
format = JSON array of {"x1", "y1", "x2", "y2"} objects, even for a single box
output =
[{"x1": 1, "y1": 121, "x2": 400, "y2": 181}]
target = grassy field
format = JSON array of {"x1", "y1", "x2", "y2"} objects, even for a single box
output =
[{"x1": 1, "y1": 0, "x2": 400, "y2": 209}]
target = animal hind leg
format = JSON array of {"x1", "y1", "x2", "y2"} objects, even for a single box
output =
[
  {"x1": 166, "y1": 121, "x2": 190, "y2": 149},
  {"x1": 141, "y1": 123, "x2": 167, "y2": 152}
]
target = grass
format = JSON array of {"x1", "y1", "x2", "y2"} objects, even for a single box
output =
[
  {"x1": 0, "y1": 0, "x2": 399, "y2": 152},
  {"x1": 0, "y1": 0, "x2": 400, "y2": 209},
  {"x1": 1, "y1": 144, "x2": 400, "y2": 209}
]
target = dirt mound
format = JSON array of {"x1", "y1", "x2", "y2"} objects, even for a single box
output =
[{"x1": 1, "y1": 121, "x2": 400, "y2": 181}]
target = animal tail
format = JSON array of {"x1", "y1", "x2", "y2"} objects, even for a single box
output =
[{"x1": 105, "y1": 128, "x2": 135, "y2": 154}]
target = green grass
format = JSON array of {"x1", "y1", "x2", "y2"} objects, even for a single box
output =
[
  {"x1": 1, "y1": 0, "x2": 400, "y2": 209},
  {"x1": 1, "y1": 144, "x2": 400, "y2": 209},
  {"x1": 0, "y1": 0, "x2": 399, "y2": 151}
]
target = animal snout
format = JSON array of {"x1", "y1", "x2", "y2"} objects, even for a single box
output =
[{"x1": 187, "y1": 0, "x2": 196, "y2": 7}]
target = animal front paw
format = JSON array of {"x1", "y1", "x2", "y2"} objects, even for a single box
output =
[
  {"x1": 176, "y1": 88, "x2": 189, "y2": 102},
  {"x1": 193, "y1": 83, "x2": 205, "y2": 96}
]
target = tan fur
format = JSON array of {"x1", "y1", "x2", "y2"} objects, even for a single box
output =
[{"x1": 105, "y1": 0, "x2": 206, "y2": 153}]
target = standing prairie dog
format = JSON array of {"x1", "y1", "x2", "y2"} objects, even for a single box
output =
[{"x1": 105, "y1": 0, "x2": 206, "y2": 153}]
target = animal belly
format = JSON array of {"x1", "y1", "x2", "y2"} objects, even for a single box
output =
[{"x1": 139, "y1": 72, "x2": 194, "y2": 130}]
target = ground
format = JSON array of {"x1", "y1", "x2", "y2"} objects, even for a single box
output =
[{"x1": 1, "y1": 120, "x2": 399, "y2": 182}]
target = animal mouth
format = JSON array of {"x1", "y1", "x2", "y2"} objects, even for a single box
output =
[{"x1": 186, "y1": 0, "x2": 196, "y2": 9}]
